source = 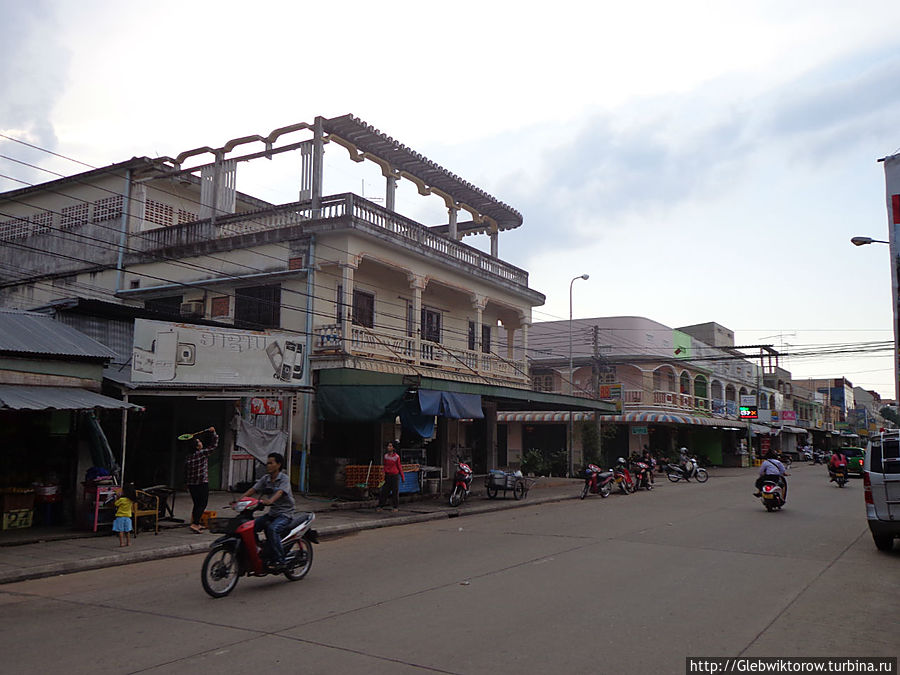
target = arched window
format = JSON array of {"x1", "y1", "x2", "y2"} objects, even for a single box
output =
[{"x1": 680, "y1": 372, "x2": 691, "y2": 394}]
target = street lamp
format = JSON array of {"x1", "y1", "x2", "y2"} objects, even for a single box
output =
[
  {"x1": 569, "y1": 273, "x2": 590, "y2": 476},
  {"x1": 850, "y1": 235, "x2": 897, "y2": 406}
]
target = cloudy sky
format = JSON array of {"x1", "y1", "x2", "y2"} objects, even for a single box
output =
[{"x1": 3, "y1": 0, "x2": 900, "y2": 398}]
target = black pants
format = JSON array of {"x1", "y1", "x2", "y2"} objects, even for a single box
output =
[
  {"x1": 188, "y1": 482, "x2": 209, "y2": 525},
  {"x1": 379, "y1": 474, "x2": 400, "y2": 508}
]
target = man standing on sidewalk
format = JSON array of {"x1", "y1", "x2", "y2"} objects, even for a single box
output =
[{"x1": 377, "y1": 440, "x2": 404, "y2": 512}]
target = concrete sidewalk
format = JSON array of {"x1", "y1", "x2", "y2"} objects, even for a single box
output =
[{"x1": 0, "y1": 476, "x2": 589, "y2": 585}]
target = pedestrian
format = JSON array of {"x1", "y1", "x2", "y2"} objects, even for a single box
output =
[
  {"x1": 377, "y1": 440, "x2": 404, "y2": 512},
  {"x1": 112, "y1": 482, "x2": 137, "y2": 547},
  {"x1": 184, "y1": 426, "x2": 218, "y2": 533}
]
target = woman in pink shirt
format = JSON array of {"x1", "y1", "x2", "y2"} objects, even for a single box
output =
[{"x1": 377, "y1": 440, "x2": 404, "y2": 512}]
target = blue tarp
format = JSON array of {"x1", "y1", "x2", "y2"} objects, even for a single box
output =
[{"x1": 417, "y1": 390, "x2": 484, "y2": 419}]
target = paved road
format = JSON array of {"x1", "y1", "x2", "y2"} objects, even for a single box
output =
[{"x1": 1, "y1": 464, "x2": 895, "y2": 674}]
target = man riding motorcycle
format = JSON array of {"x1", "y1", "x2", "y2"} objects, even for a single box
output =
[
  {"x1": 753, "y1": 454, "x2": 787, "y2": 500},
  {"x1": 239, "y1": 451, "x2": 295, "y2": 570},
  {"x1": 828, "y1": 450, "x2": 848, "y2": 482}
]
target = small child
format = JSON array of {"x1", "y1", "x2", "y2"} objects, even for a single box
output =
[{"x1": 112, "y1": 483, "x2": 136, "y2": 547}]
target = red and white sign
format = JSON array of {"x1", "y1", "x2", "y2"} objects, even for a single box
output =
[
  {"x1": 250, "y1": 398, "x2": 283, "y2": 416},
  {"x1": 780, "y1": 410, "x2": 797, "y2": 422}
]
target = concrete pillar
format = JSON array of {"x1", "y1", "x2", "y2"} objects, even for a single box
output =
[
  {"x1": 340, "y1": 263, "x2": 355, "y2": 352},
  {"x1": 385, "y1": 174, "x2": 397, "y2": 212},
  {"x1": 312, "y1": 117, "x2": 325, "y2": 216},
  {"x1": 448, "y1": 206, "x2": 458, "y2": 240},
  {"x1": 483, "y1": 400, "x2": 498, "y2": 471},
  {"x1": 408, "y1": 273, "x2": 425, "y2": 364},
  {"x1": 490, "y1": 229, "x2": 498, "y2": 257}
]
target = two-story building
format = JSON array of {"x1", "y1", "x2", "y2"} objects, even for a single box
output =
[{"x1": 0, "y1": 114, "x2": 610, "y2": 492}]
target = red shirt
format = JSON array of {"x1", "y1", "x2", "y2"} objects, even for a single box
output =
[
  {"x1": 830, "y1": 453, "x2": 847, "y2": 468},
  {"x1": 383, "y1": 452, "x2": 404, "y2": 481}
]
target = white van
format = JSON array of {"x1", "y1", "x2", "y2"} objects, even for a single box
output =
[{"x1": 864, "y1": 430, "x2": 900, "y2": 552}]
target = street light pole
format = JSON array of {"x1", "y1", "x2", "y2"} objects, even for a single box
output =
[
  {"x1": 850, "y1": 235, "x2": 898, "y2": 405},
  {"x1": 569, "y1": 274, "x2": 589, "y2": 477}
]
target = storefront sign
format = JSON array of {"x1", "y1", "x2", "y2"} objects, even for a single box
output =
[
  {"x1": 781, "y1": 410, "x2": 797, "y2": 421},
  {"x1": 131, "y1": 319, "x2": 307, "y2": 386},
  {"x1": 250, "y1": 398, "x2": 283, "y2": 415},
  {"x1": 631, "y1": 426, "x2": 648, "y2": 435}
]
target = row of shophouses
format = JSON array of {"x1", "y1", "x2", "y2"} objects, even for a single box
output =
[{"x1": 0, "y1": 115, "x2": 890, "y2": 526}]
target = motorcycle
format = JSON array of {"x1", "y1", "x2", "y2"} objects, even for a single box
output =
[
  {"x1": 449, "y1": 459, "x2": 474, "y2": 507},
  {"x1": 830, "y1": 465, "x2": 848, "y2": 488},
  {"x1": 581, "y1": 464, "x2": 614, "y2": 499},
  {"x1": 201, "y1": 497, "x2": 318, "y2": 598},
  {"x1": 629, "y1": 458, "x2": 653, "y2": 491},
  {"x1": 811, "y1": 451, "x2": 825, "y2": 465},
  {"x1": 665, "y1": 457, "x2": 709, "y2": 483},
  {"x1": 758, "y1": 477, "x2": 786, "y2": 511},
  {"x1": 612, "y1": 458, "x2": 635, "y2": 495}
]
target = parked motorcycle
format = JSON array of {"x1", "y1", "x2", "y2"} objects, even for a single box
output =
[
  {"x1": 758, "y1": 477, "x2": 787, "y2": 511},
  {"x1": 449, "y1": 459, "x2": 474, "y2": 507},
  {"x1": 665, "y1": 458, "x2": 709, "y2": 483},
  {"x1": 201, "y1": 497, "x2": 318, "y2": 598},
  {"x1": 613, "y1": 458, "x2": 635, "y2": 494},
  {"x1": 581, "y1": 464, "x2": 614, "y2": 499},
  {"x1": 629, "y1": 458, "x2": 653, "y2": 491}
]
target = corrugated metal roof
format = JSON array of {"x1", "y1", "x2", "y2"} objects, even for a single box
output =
[
  {"x1": 0, "y1": 309, "x2": 117, "y2": 359},
  {"x1": 0, "y1": 385, "x2": 143, "y2": 411}
]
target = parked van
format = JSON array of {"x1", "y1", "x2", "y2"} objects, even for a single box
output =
[{"x1": 864, "y1": 430, "x2": 900, "y2": 552}]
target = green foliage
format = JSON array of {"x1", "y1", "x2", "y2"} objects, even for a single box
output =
[
  {"x1": 521, "y1": 448, "x2": 545, "y2": 476},
  {"x1": 580, "y1": 422, "x2": 600, "y2": 467},
  {"x1": 880, "y1": 406, "x2": 899, "y2": 426}
]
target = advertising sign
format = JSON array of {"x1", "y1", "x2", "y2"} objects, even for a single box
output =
[
  {"x1": 131, "y1": 319, "x2": 307, "y2": 386},
  {"x1": 598, "y1": 383, "x2": 623, "y2": 412},
  {"x1": 739, "y1": 405, "x2": 758, "y2": 419},
  {"x1": 882, "y1": 153, "x2": 900, "y2": 403},
  {"x1": 781, "y1": 410, "x2": 797, "y2": 422}
]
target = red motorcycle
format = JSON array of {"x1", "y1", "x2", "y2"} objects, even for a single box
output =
[
  {"x1": 201, "y1": 497, "x2": 318, "y2": 598},
  {"x1": 449, "y1": 460, "x2": 474, "y2": 507},
  {"x1": 613, "y1": 458, "x2": 635, "y2": 494},
  {"x1": 630, "y1": 458, "x2": 653, "y2": 491},
  {"x1": 581, "y1": 464, "x2": 614, "y2": 499}
]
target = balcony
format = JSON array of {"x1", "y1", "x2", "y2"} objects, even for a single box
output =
[
  {"x1": 131, "y1": 193, "x2": 530, "y2": 288},
  {"x1": 313, "y1": 323, "x2": 527, "y2": 384}
]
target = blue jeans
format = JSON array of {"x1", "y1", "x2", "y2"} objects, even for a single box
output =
[{"x1": 254, "y1": 513, "x2": 292, "y2": 562}]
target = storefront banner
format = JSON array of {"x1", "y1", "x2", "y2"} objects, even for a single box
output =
[
  {"x1": 883, "y1": 153, "x2": 900, "y2": 403},
  {"x1": 781, "y1": 410, "x2": 797, "y2": 421},
  {"x1": 131, "y1": 319, "x2": 307, "y2": 386}
]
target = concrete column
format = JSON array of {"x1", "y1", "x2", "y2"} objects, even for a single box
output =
[
  {"x1": 385, "y1": 174, "x2": 397, "y2": 212},
  {"x1": 408, "y1": 273, "x2": 425, "y2": 365},
  {"x1": 490, "y1": 229, "x2": 498, "y2": 257},
  {"x1": 312, "y1": 117, "x2": 325, "y2": 216},
  {"x1": 483, "y1": 400, "x2": 498, "y2": 471},
  {"x1": 472, "y1": 294, "x2": 486, "y2": 370},
  {"x1": 340, "y1": 263, "x2": 355, "y2": 353},
  {"x1": 448, "y1": 206, "x2": 458, "y2": 240},
  {"x1": 520, "y1": 319, "x2": 530, "y2": 378}
]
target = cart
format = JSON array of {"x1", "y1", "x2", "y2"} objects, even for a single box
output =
[{"x1": 484, "y1": 470, "x2": 533, "y2": 500}]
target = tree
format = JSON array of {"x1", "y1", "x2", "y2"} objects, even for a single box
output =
[{"x1": 880, "y1": 406, "x2": 899, "y2": 426}]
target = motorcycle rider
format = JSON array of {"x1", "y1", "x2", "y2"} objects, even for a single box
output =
[
  {"x1": 828, "y1": 449, "x2": 848, "y2": 482},
  {"x1": 642, "y1": 447, "x2": 656, "y2": 485},
  {"x1": 679, "y1": 447, "x2": 693, "y2": 481},
  {"x1": 753, "y1": 453, "x2": 787, "y2": 499},
  {"x1": 240, "y1": 452, "x2": 295, "y2": 570}
]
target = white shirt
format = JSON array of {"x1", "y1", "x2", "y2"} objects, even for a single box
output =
[{"x1": 759, "y1": 458, "x2": 786, "y2": 476}]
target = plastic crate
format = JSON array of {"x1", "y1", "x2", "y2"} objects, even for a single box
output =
[{"x1": 398, "y1": 470, "x2": 420, "y2": 494}]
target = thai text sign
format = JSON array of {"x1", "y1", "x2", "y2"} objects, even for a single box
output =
[{"x1": 132, "y1": 319, "x2": 306, "y2": 386}]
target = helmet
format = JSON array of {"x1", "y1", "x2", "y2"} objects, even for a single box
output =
[{"x1": 617, "y1": 457, "x2": 626, "y2": 464}]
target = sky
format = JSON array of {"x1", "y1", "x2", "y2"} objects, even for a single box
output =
[{"x1": 2, "y1": 0, "x2": 900, "y2": 399}]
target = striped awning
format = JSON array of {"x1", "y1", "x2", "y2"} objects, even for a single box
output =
[
  {"x1": 597, "y1": 411, "x2": 739, "y2": 427},
  {"x1": 496, "y1": 411, "x2": 595, "y2": 423}
]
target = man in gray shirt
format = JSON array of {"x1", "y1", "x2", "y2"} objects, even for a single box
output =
[{"x1": 241, "y1": 452, "x2": 295, "y2": 568}]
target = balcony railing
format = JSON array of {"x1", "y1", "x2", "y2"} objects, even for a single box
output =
[
  {"x1": 134, "y1": 193, "x2": 529, "y2": 287},
  {"x1": 313, "y1": 323, "x2": 527, "y2": 383}
]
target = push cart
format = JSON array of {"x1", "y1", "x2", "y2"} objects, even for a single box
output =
[{"x1": 484, "y1": 470, "x2": 533, "y2": 500}]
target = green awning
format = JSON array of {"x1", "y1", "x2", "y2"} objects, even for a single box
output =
[{"x1": 316, "y1": 385, "x2": 407, "y2": 422}]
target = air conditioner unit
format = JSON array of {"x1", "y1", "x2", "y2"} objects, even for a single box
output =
[{"x1": 180, "y1": 301, "x2": 205, "y2": 317}]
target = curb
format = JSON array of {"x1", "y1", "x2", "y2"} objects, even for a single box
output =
[{"x1": 0, "y1": 491, "x2": 579, "y2": 585}]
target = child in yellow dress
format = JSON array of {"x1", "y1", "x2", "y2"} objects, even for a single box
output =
[{"x1": 112, "y1": 483, "x2": 137, "y2": 547}]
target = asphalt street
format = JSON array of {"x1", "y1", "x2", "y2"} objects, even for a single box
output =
[{"x1": 1, "y1": 464, "x2": 896, "y2": 675}]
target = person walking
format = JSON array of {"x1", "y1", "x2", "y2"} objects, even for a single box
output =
[
  {"x1": 184, "y1": 426, "x2": 218, "y2": 534},
  {"x1": 377, "y1": 440, "x2": 404, "y2": 512}
]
